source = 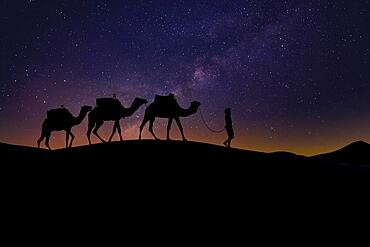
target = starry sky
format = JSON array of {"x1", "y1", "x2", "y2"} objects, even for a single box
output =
[{"x1": 0, "y1": 0, "x2": 369, "y2": 155}]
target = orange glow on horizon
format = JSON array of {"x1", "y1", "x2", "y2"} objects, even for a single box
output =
[{"x1": 2, "y1": 116, "x2": 369, "y2": 156}]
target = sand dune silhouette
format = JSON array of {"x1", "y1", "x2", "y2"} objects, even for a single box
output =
[{"x1": 1, "y1": 140, "x2": 369, "y2": 175}]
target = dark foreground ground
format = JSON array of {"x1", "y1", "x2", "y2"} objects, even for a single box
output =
[{"x1": 1, "y1": 140, "x2": 369, "y2": 231}]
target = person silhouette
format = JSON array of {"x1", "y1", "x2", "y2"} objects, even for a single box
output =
[{"x1": 223, "y1": 108, "x2": 234, "y2": 148}]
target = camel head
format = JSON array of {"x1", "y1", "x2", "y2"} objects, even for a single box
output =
[
  {"x1": 190, "y1": 101, "x2": 201, "y2": 111},
  {"x1": 177, "y1": 100, "x2": 200, "y2": 118},
  {"x1": 182, "y1": 101, "x2": 200, "y2": 117},
  {"x1": 81, "y1": 105, "x2": 93, "y2": 113},
  {"x1": 133, "y1": 97, "x2": 148, "y2": 106}
]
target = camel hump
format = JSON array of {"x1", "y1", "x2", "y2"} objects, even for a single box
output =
[
  {"x1": 96, "y1": 98, "x2": 123, "y2": 108},
  {"x1": 154, "y1": 94, "x2": 177, "y2": 105},
  {"x1": 47, "y1": 107, "x2": 73, "y2": 120}
]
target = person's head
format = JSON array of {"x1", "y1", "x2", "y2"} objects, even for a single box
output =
[{"x1": 225, "y1": 108, "x2": 231, "y2": 115}]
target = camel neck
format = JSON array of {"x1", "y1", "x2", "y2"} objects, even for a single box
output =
[
  {"x1": 179, "y1": 104, "x2": 197, "y2": 117},
  {"x1": 124, "y1": 102, "x2": 141, "y2": 117},
  {"x1": 73, "y1": 111, "x2": 87, "y2": 125}
]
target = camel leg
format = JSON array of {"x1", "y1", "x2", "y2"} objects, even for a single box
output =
[
  {"x1": 139, "y1": 118, "x2": 149, "y2": 140},
  {"x1": 149, "y1": 118, "x2": 159, "y2": 140},
  {"x1": 69, "y1": 131, "x2": 75, "y2": 148},
  {"x1": 116, "y1": 121, "x2": 123, "y2": 141},
  {"x1": 87, "y1": 120, "x2": 95, "y2": 145},
  {"x1": 65, "y1": 131, "x2": 69, "y2": 149},
  {"x1": 175, "y1": 117, "x2": 187, "y2": 141},
  {"x1": 93, "y1": 120, "x2": 106, "y2": 143},
  {"x1": 167, "y1": 118, "x2": 173, "y2": 140},
  {"x1": 37, "y1": 132, "x2": 45, "y2": 148},
  {"x1": 45, "y1": 132, "x2": 52, "y2": 150},
  {"x1": 108, "y1": 122, "x2": 117, "y2": 142}
]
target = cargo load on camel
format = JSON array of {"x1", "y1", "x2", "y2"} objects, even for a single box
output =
[
  {"x1": 154, "y1": 94, "x2": 177, "y2": 105},
  {"x1": 96, "y1": 98, "x2": 123, "y2": 109},
  {"x1": 47, "y1": 107, "x2": 73, "y2": 121}
]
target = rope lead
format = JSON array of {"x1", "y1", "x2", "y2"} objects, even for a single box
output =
[{"x1": 199, "y1": 108, "x2": 225, "y2": 133}]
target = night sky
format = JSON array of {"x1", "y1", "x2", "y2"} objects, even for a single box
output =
[{"x1": 1, "y1": 0, "x2": 369, "y2": 155}]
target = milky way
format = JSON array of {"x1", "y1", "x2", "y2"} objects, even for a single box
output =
[{"x1": 1, "y1": 0, "x2": 369, "y2": 154}]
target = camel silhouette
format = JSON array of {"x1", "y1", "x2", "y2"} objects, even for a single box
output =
[
  {"x1": 139, "y1": 94, "x2": 200, "y2": 141},
  {"x1": 87, "y1": 97, "x2": 147, "y2": 144},
  {"x1": 37, "y1": 105, "x2": 92, "y2": 150}
]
